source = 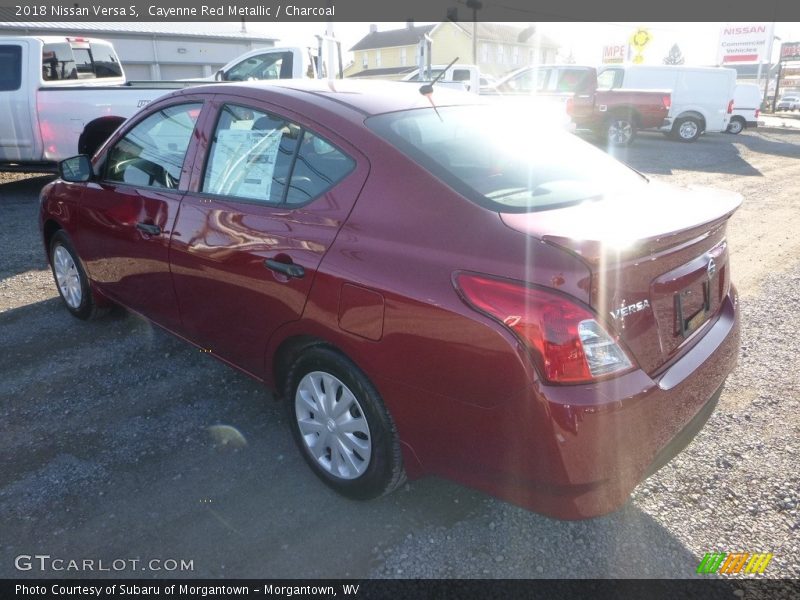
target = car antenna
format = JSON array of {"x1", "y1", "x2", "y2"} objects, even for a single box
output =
[{"x1": 419, "y1": 57, "x2": 459, "y2": 121}]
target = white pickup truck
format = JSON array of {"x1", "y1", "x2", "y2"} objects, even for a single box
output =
[{"x1": 0, "y1": 36, "x2": 318, "y2": 171}]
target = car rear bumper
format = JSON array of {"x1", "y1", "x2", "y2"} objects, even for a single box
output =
[{"x1": 418, "y1": 286, "x2": 740, "y2": 520}]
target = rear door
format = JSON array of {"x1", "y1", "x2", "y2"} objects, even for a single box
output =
[
  {"x1": 0, "y1": 40, "x2": 38, "y2": 163},
  {"x1": 169, "y1": 96, "x2": 368, "y2": 377},
  {"x1": 76, "y1": 100, "x2": 206, "y2": 330}
]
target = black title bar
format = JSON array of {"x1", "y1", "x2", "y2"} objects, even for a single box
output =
[{"x1": 0, "y1": 0, "x2": 799, "y2": 22}]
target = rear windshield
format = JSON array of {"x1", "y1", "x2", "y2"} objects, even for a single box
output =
[
  {"x1": 0, "y1": 45, "x2": 22, "y2": 91},
  {"x1": 366, "y1": 105, "x2": 646, "y2": 213}
]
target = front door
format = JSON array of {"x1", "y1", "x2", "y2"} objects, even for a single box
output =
[
  {"x1": 170, "y1": 98, "x2": 368, "y2": 378},
  {"x1": 76, "y1": 101, "x2": 204, "y2": 330}
]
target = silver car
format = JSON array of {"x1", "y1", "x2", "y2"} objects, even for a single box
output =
[{"x1": 776, "y1": 96, "x2": 799, "y2": 111}]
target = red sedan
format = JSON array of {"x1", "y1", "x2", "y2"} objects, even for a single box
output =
[{"x1": 39, "y1": 80, "x2": 741, "y2": 519}]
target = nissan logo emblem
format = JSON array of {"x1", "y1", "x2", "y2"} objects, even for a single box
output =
[{"x1": 707, "y1": 258, "x2": 717, "y2": 280}]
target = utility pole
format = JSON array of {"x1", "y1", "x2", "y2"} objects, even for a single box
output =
[
  {"x1": 763, "y1": 34, "x2": 781, "y2": 111},
  {"x1": 466, "y1": 0, "x2": 482, "y2": 65}
]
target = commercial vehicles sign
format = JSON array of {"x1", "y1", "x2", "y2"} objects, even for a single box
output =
[
  {"x1": 781, "y1": 42, "x2": 800, "y2": 62},
  {"x1": 717, "y1": 23, "x2": 772, "y2": 64}
]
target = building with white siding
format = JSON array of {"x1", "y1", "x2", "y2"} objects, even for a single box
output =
[{"x1": 0, "y1": 22, "x2": 277, "y2": 80}]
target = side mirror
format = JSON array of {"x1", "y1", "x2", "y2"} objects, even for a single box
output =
[
  {"x1": 59, "y1": 155, "x2": 93, "y2": 182},
  {"x1": 214, "y1": 69, "x2": 225, "y2": 82}
]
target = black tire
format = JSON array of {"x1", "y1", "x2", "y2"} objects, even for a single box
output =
[
  {"x1": 726, "y1": 117, "x2": 745, "y2": 135},
  {"x1": 603, "y1": 112, "x2": 637, "y2": 146},
  {"x1": 285, "y1": 346, "x2": 405, "y2": 500},
  {"x1": 672, "y1": 116, "x2": 702, "y2": 142},
  {"x1": 49, "y1": 231, "x2": 107, "y2": 320}
]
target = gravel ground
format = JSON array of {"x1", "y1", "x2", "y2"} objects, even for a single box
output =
[{"x1": 1, "y1": 129, "x2": 799, "y2": 583}]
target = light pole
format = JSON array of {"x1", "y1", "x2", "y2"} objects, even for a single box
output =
[
  {"x1": 764, "y1": 35, "x2": 781, "y2": 111},
  {"x1": 466, "y1": 0, "x2": 482, "y2": 65}
]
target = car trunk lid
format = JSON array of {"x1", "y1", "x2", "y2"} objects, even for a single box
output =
[{"x1": 500, "y1": 180, "x2": 741, "y2": 375}]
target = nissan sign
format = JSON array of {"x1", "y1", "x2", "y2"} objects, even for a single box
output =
[{"x1": 717, "y1": 23, "x2": 772, "y2": 64}]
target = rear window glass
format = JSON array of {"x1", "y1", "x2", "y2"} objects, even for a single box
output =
[
  {"x1": 90, "y1": 42, "x2": 123, "y2": 78},
  {"x1": 367, "y1": 105, "x2": 647, "y2": 213},
  {"x1": 42, "y1": 43, "x2": 77, "y2": 80},
  {"x1": 0, "y1": 45, "x2": 22, "y2": 91}
]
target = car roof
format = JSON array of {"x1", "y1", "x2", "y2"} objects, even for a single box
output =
[{"x1": 182, "y1": 79, "x2": 485, "y2": 117}]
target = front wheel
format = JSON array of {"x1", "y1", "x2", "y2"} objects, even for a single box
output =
[
  {"x1": 673, "y1": 117, "x2": 702, "y2": 142},
  {"x1": 285, "y1": 346, "x2": 405, "y2": 500},
  {"x1": 726, "y1": 117, "x2": 745, "y2": 134},
  {"x1": 49, "y1": 230, "x2": 107, "y2": 320}
]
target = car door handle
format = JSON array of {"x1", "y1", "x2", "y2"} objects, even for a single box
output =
[
  {"x1": 264, "y1": 259, "x2": 305, "y2": 279},
  {"x1": 136, "y1": 222, "x2": 161, "y2": 236}
]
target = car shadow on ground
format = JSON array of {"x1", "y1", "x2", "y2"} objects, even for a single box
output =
[
  {"x1": 596, "y1": 130, "x2": 799, "y2": 177},
  {"x1": 2, "y1": 295, "x2": 709, "y2": 579},
  {"x1": 0, "y1": 174, "x2": 54, "y2": 200}
]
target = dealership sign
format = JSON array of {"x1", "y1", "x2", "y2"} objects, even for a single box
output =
[
  {"x1": 717, "y1": 23, "x2": 772, "y2": 64},
  {"x1": 602, "y1": 44, "x2": 628, "y2": 64},
  {"x1": 781, "y1": 42, "x2": 800, "y2": 62}
]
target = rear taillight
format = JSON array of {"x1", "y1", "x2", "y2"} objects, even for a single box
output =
[
  {"x1": 565, "y1": 97, "x2": 574, "y2": 116},
  {"x1": 727, "y1": 99, "x2": 734, "y2": 114},
  {"x1": 755, "y1": 108, "x2": 760, "y2": 119},
  {"x1": 662, "y1": 94, "x2": 671, "y2": 111},
  {"x1": 455, "y1": 273, "x2": 633, "y2": 384}
]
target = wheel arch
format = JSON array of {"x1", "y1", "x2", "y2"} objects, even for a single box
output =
[
  {"x1": 42, "y1": 219, "x2": 63, "y2": 260},
  {"x1": 271, "y1": 334, "x2": 336, "y2": 400},
  {"x1": 608, "y1": 106, "x2": 642, "y2": 128},
  {"x1": 79, "y1": 116, "x2": 126, "y2": 157},
  {"x1": 674, "y1": 110, "x2": 706, "y2": 130}
]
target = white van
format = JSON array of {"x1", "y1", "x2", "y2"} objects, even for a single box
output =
[
  {"x1": 727, "y1": 83, "x2": 761, "y2": 134},
  {"x1": 597, "y1": 65, "x2": 737, "y2": 142}
]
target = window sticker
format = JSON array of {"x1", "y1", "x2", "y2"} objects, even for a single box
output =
[{"x1": 206, "y1": 128, "x2": 283, "y2": 200}]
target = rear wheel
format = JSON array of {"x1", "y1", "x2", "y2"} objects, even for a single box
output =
[
  {"x1": 285, "y1": 346, "x2": 405, "y2": 500},
  {"x1": 49, "y1": 231, "x2": 107, "y2": 320},
  {"x1": 673, "y1": 117, "x2": 702, "y2": 142},
  {"x1": 726, "y1": 117, "x2": 745, "y2": 134},
  {"x1": 604, "y1": 113, "x2": 637, "y2": 146}
]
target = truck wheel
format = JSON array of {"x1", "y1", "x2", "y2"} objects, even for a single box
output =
[
  {"x1": 726, "y1": 117, "x2": 745, "y2": 134},
  {"x1": 673, "y1": 117, "x2": 702, "y2": 142},
  {"x1": 605, "y1": 114, "x2": 637, "y2": 146}
]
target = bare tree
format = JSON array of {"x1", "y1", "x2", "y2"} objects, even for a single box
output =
[{"x1": 664, "y1": 44, "x2": 685, "y2": 65}]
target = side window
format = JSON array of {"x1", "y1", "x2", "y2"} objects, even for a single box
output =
[
  {"x1": 596, "y1": 69, "x2": 622, "y2": 90},
  {"x1": 202, "y1": 103, "x2": 354, "y2": 206},
  {"x1": 224, "y1": 52, "x2": 294, "y2": 81},
  {"x1": 506, "y1": 68, "x2": 549, "y2": 93},
  {"x1": 0, "y1": 45, "x2": 22, "y2": 91},
  {"x1": 285, "y1": 132, "x2": 355, "y2": 205},
  {"x1": 105, "y1": 103, "x2": 202, "y2": 189},
  {"x1": 203, "y1": 104, "x2": 301, "y2": 203}
]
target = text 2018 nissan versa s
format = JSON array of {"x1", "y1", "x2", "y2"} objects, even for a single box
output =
[{"x1": 40, "y1": 80, "x2": 740, "y2": 519}]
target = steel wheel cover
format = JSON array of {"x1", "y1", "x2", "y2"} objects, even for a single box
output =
[
  {"x1": 295, "y1": 371, "x2": 372, "y2": 479},
  {"x1": 728, "y1": 120, "x2": 743, "y2": 134},
  {"x1": 608, "y1": 120, "x2": 633, "y2": 144},
  {"x1": 679, "y1": 120, "x2": 698, "y2": 139},
  {"x1": 53, "y1": 245, "x2": 82, "y2": 309}
]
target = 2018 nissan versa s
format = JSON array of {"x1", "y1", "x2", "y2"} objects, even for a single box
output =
[{"x1": 39, "y1": 80, "x2": 741, "y2": 519}]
